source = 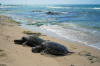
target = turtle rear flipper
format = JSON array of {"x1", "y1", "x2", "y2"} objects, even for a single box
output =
[{"x1": 65, "y1": 51, "x2": 74, "y2": 55}]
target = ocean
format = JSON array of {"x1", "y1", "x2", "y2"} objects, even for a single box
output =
[{"x1": 0, "y1": 4, "x2": 100, "y2": 49}]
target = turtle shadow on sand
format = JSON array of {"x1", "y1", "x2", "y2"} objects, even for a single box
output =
[{"x1": 14, "y1": 35, "x2": 73, "y2": 56}]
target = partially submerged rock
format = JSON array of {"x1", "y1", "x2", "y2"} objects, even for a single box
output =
[{"x1": 45, "y1": 11, "x2": 63, "y2": 15}]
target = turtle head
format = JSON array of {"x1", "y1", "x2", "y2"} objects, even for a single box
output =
[
  {"x1": 14, "y1": 39, "x2": 25, "y2": 44},
  {"x1": 14, "y1": 36, "x2": 28, "y2": 44}
]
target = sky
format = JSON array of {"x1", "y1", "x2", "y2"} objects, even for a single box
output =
[{"x1": 0, "y1": 0, "x2": 100, "y2": 5}]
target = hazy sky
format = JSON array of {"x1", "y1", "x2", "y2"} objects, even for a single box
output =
[{"x1": 0, "y1": 0, "x2": 100, "y2": 5}]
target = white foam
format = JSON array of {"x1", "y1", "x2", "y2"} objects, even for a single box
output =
[
  {"x1": 88, "y1": 43, "x2": 100, "y2": 50},
  {"x1": 92, "y1": 8, "x2": 100, "y2": 10},
  {"x1": 48, "y1": 6, "x2": 71, "y2": 9},
  {"x1": 48, "y1": 6, "x2": 100, "y2": 10},
  {"x1": 40, "y1": 24, "x2": 100, "y2": 50},
  {"x1": 85, "y1": 8, "x2": 100, "y2": 10}
]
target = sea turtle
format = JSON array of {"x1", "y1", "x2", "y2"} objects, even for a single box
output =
[
  {"x1": 32, "y1": 41, "x2": 73, "y2": 56},
  {"x1": 14, "y1": 35, "x2": 45, "y2": 47}
]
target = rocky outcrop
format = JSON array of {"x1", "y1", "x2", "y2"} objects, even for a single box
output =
[{"x1": 45, "y1": 11, "x2": 62, "y2": 15}]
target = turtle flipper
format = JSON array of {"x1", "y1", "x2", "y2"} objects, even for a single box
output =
[
  {"x1": 32, "y1": 46, "x2": 43, "y2": 53},
  {"x1": 40, "y1": 49, "x2": 49, "y2": 55},
  {"x1": 22, "y1": 41, "x2": 28, "y2": 47},
  {"x1": 32, "y1": 47, "x2": 39, "y2": 53},
  {"x1": 67, "y1": 51, "x2": 74, "y2": 55}
]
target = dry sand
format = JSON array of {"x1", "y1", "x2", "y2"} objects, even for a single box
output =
[{"x1": 0, "y1": 15, "x2": 100, "y2": 66}]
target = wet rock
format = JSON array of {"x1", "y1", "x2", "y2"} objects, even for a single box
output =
[{"x1": 45, "y1": 11, "x2": 62, "y2": 15}]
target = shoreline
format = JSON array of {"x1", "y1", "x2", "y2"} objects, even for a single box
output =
[
  {"x1": 0, "y1": 15, "x2": 100, "y2": 66},
  {"x1": 2, "y1": 13, "x2": 100, "y2": 50},
  {"x1": 4, "y1": 14, "x2": 100, "y2": 50}
]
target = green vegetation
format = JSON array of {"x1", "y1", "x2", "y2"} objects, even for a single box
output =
[{"x1": 23, "y1": 31, "x2": 42, "y2": 36}]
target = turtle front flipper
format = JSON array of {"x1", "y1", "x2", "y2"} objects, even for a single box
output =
[
  {"x1": 40, "y1": 49, "x2": 49, "y2": 55},
  {"x1": 32, "y1": 46, "x2": 44, "y2": 53},
  {"x1": 22, "y1": 41, "x2": 28, "y2": 47}
]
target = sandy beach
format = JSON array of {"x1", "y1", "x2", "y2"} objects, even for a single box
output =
[{"x1": 0, "y1": 15, "x2": 100, "y2": 66}]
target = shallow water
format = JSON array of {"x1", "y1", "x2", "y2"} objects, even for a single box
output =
[{"x1": 0, "y1": 4, "x2": 100, "y2": 49}]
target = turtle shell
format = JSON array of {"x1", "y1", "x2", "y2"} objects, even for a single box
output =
[
  {"x1": 43, "y1": 42, "x2": 68, "y2": 55},
  {"x1": 22, "y1": 35, "x2": 45, "y2": 45}
]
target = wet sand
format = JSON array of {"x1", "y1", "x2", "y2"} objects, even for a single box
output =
[{"x1": 0, "y1": 15, "x2": 100, "y2": 66}]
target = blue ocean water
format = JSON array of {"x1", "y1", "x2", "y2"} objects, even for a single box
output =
[{"x1": 0, "y1": 4, "x2": 100, "y2": 49}]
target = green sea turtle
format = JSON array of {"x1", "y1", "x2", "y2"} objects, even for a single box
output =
[
  {"x1": 32, "y1": 42, "x2": 73, "y2": 56},
  {"x1": 14, "y1": 35, "x2": 45, "y2": 47}
]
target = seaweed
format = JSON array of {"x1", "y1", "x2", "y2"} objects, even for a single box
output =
[
  {"x1": 27, "y1": 22, "x2": 43, "y2": 26},
  {"x1": 23, "y1": 31, "x2": 42, "y2": 36}
]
